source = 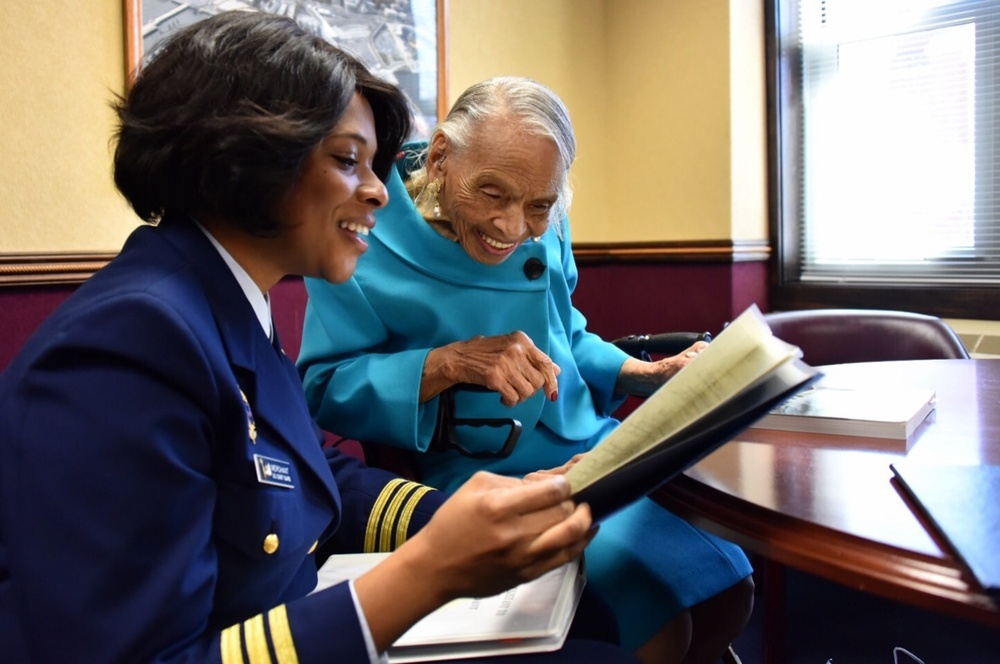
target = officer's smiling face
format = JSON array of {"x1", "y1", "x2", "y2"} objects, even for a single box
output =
[{"x1": 274, "y1": 93, "x2": 388, "y2": 284}]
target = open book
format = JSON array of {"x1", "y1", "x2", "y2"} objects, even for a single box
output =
[
  {"x1": 566, "y1": 305, "x2": 819, "y2": 521},
  {"x1": 313, "y1": 553, "x2": 585, "y2": 662},
  {"x1": 751, "y1": 385, "x2": 936, "y2": 440}
]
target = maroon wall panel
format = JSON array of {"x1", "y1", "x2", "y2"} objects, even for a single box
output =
[
  {"x1": 573, "y1": 261, "x2": 770, "y2": 342},
  {"x1": 0, "y1": 286, "x2": 75, "y2": 373},
  {"x1": 1, "y1": 260, "x2": 767, "y2": 436},
  {"x1": 572, "y1": 260, "x2": 769, "y2": 418},
  {"x1": 1, "y1": 262, "x2": 769, "y2": 375},
  {"x1": 731, "y1": 261, "x2": 770, "y2": 322},
  {"x1": 271, "y1": 276, "x2": 308, "y2": 363},
  {"x1": 0, "y1": 279, "x2": 311, "y2": 373}
]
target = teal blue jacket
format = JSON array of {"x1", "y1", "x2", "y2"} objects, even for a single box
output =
[{"x1": 299, "y1": 149, "x2": 630, "y2": 491}]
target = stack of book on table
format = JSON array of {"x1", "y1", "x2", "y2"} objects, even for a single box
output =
[{"x1": 749, "y1": 384, "x2": 936, "y2": 441}]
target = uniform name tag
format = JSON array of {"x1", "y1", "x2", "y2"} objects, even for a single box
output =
[{"x1": 254, "y1": 454, "x2": 295, "y2": 489}]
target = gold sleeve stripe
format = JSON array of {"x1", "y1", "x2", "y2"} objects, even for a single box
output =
[
  {"x1": 267, "y1": 605, "x2": 300, "y2": 664},
  {"x1": 220, "y1": 622, "x2": 244, "y2": 664},
  {"x1": 243, "y1": 613, "x2": 272, "y2": 664},
  {"x1": 219, "y1": 606, "x2": 300, "y2": 664},
  {"x1": 378, "y1": 482, "x2": 420, "y2": 551},
  {"x1": 365, "y1": 478, "x2": 407, "y2": 552},
  {"x1": 395, "y1": 485, "x2": 433, "y2": 547}
]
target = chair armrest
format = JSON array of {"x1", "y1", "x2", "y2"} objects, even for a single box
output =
[{"x1": 612, "y1": 332, "x2": 712, "y2": 360}]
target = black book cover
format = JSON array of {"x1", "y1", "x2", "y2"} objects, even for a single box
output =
[{"x1": 891, "y1": 461, "x2": 1000, "y2": 599}]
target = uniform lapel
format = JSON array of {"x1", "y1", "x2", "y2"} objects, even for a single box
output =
[{"x1": 158, "y1": 218, "x2": 338, "y2": 504}]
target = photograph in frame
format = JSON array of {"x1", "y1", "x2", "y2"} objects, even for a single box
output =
[{"x1": 124, "y1": 0, "x2": 447, "y2": 137}]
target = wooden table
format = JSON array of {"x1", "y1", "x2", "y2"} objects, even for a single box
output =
[{"x1": 653, "y1": 359, "x2": 1000, "y2": 632}]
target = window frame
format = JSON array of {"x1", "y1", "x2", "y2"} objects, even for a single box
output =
[{"x1": 766, "y1": 0, "x2": 1000, "y2": 319}]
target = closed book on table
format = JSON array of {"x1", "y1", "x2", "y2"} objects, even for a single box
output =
[
  {"x1": 890, "y1": 461, "x2": 1000, "y2": 600},
  {"x1": 751, "y1": 386, "x2": 936, "y2": 440},
  {"x1": 312, "y1": 552, "x2": 585, "y2": 662}
]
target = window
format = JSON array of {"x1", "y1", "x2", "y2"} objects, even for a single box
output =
[{"x1": 768, "y1": 0, "x2": 1000, "y2": 318}]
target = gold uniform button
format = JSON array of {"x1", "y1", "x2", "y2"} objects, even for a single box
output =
[
  {"x1": 307, "y1": 540, "x2": 318, "y2": 555},
  {"x1": 263, "y1": 533, "x2": 279, "y2": 555}
]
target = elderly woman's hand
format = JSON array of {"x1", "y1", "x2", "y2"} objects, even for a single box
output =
[
  {"x1": 523, "y1": 453, "x2": 587, "y2": 481},
  {"x1": 613, "y1": 340, "x2": 709, "y2": 397},
  {"x1": 420, "y1": 331, "x2": 561, "y2": 406}
]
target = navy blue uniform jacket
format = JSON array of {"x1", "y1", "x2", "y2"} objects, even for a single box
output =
[{"x1": 0, "y1": 218, "x2": 446, "y2": 663}]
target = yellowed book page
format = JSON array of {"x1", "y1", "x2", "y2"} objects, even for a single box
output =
[{"x1": 565, "y1": 305, "x2": 800, "y2": 494}]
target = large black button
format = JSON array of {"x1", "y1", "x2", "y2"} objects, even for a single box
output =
[{"x1": 523, "y1": 258, "x2": 546, "y2": 280}]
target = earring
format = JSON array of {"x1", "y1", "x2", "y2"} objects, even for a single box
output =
[
  {"x1": 531, "y1": 236, "x2": 541, "y2": 242},
  {"x1": 426, "y1": 179, "x2": 443, "y2": 218}
]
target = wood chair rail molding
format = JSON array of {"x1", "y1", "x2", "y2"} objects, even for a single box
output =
[
  {"x1": 567, "y1": 239, "x2": 770, "y2": 265},
  {"x1": 0, "y1": 241, "x2": 770, "y2": 287},
  {"x1": 0, "y1": 253, "x2": 116, "y2": 286}
]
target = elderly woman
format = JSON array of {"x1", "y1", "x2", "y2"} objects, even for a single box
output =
[
  {"x1": 0, "y1": 17, "x2": 639, "y2": 664},
  {"x1": 298, "y1": 77, "x2": 755, "y2": 663}
]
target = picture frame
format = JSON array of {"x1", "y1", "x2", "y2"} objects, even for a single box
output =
[
  {"x1": 0, "y1": 1, "x2": 449, "y2": 286},
  {"x1": 124, "y1": 0, "x2": 449, "y2": 131}
]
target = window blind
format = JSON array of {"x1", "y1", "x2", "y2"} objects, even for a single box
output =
[{"x1": 798, "y1": 0, "x2": 1000, "y2": 284}]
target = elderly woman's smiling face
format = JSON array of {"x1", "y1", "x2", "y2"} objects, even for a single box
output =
[{"x1": 427, "y1": 117, "x2": 564, "y2": 265}]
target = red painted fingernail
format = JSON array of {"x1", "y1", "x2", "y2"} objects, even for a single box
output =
[{"x1": 550, "y1": 390, "x2": 559, "y2": 402}]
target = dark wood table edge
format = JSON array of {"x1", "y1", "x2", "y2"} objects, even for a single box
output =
[{"x1": 653, "y1": 474, "x2": 1000, "y2": 630}]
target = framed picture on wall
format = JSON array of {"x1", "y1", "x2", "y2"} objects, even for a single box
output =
[
  {"x1": 124, "y1": 0, "x2": 448, "y2": 136},
  {"x1": 0, "y1": 2, "x2": 449, "y2": 286}
]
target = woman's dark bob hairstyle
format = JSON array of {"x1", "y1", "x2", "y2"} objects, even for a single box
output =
[{"x1": 113, "y1": 10, "x2": 412, "y2": 236}]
